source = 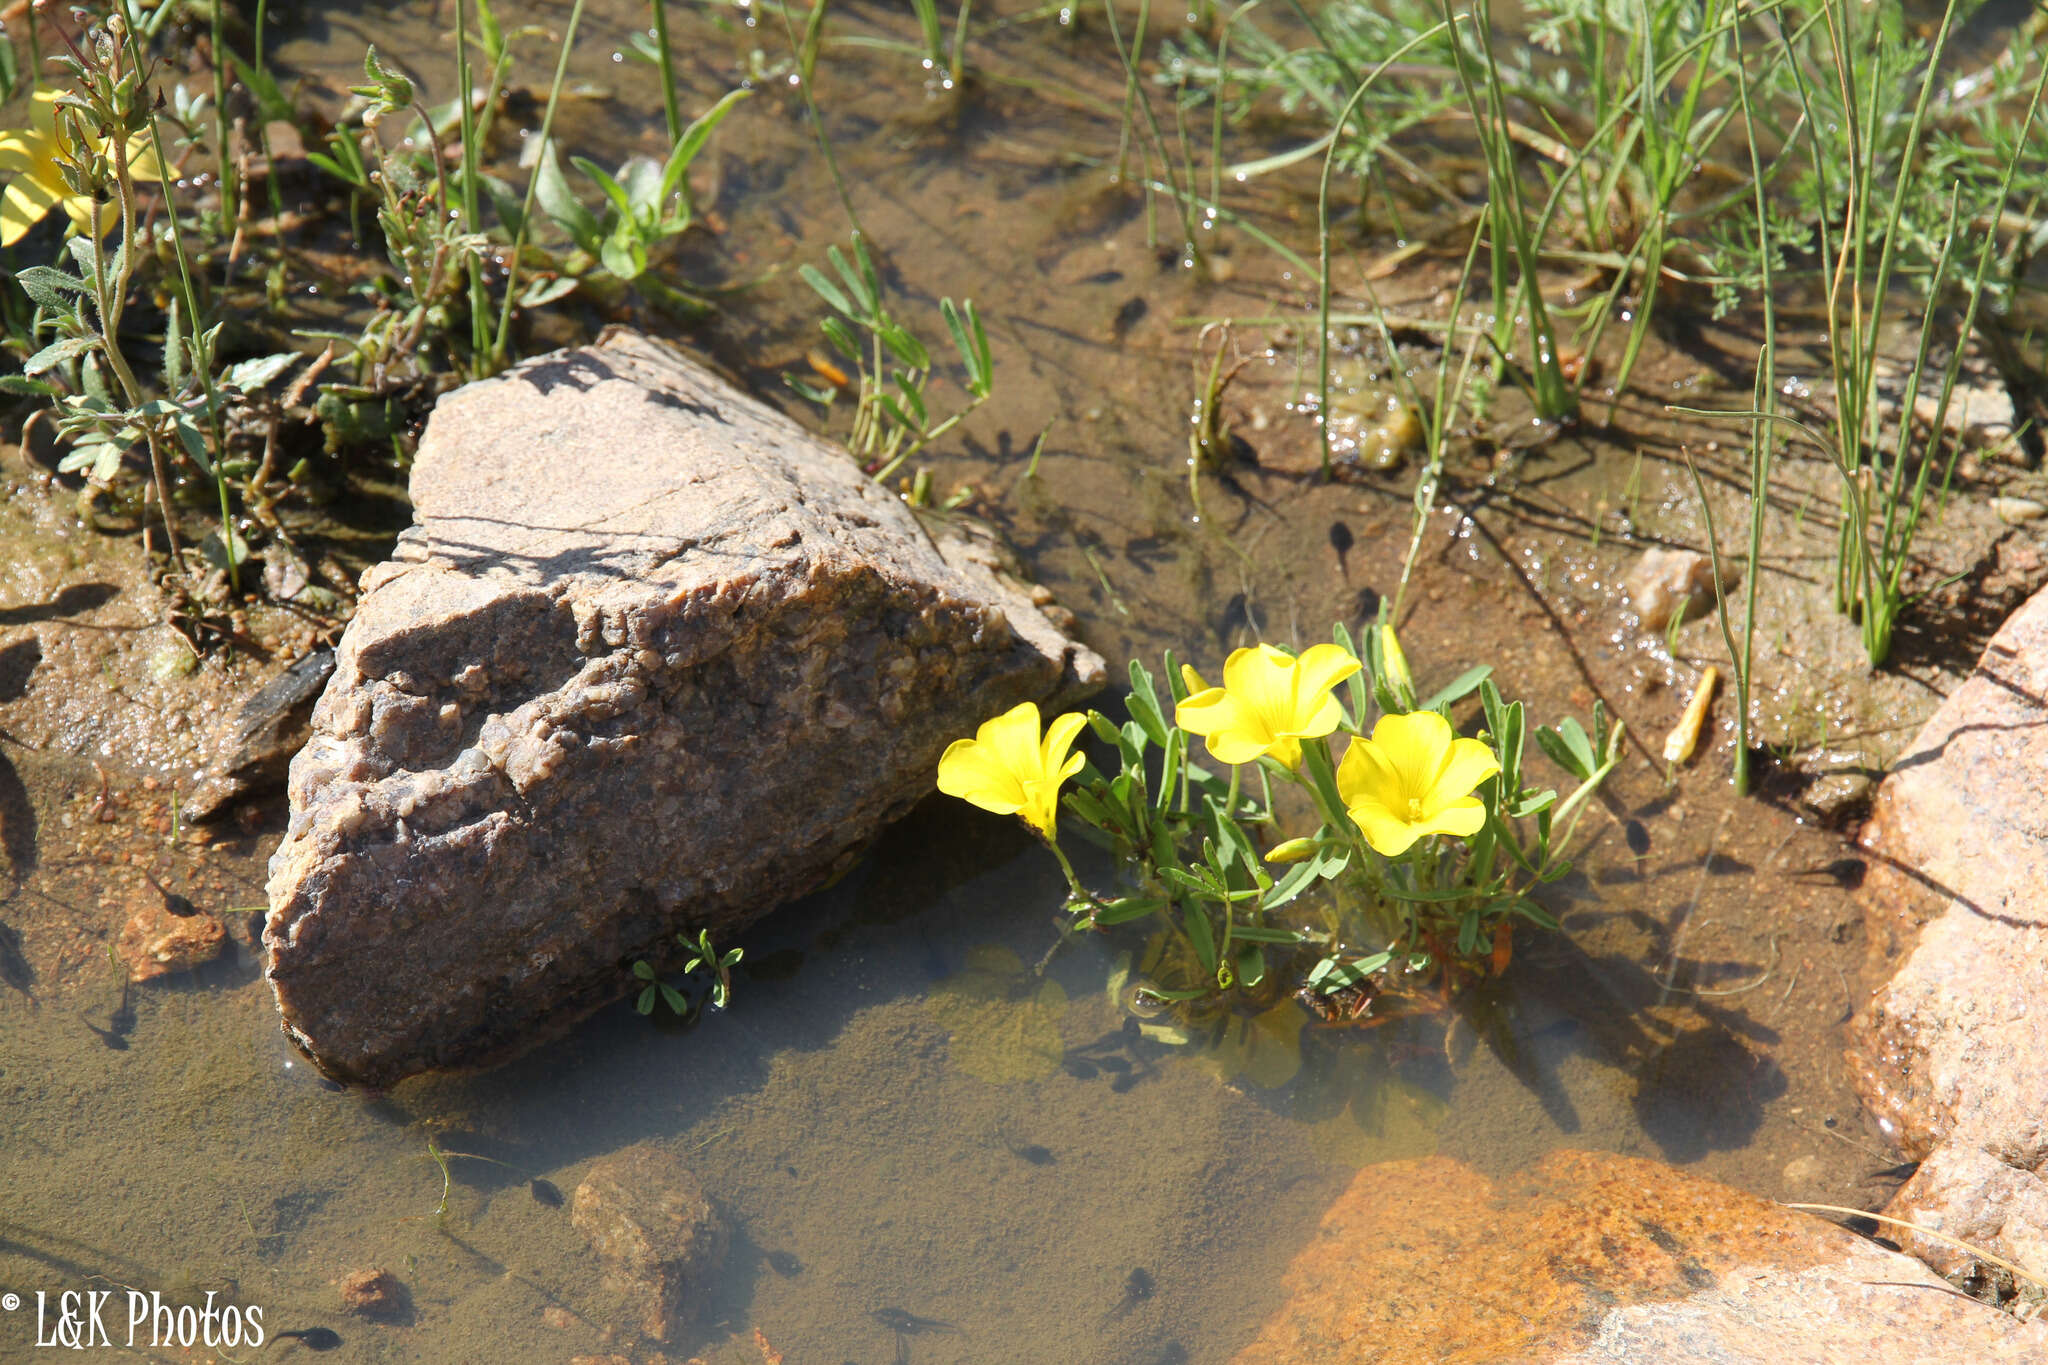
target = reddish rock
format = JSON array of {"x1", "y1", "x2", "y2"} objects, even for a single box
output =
[
  {"x1": 1229, "y1": 1150, "x2": 2047, "y2": 1364},
  {"x1": 337, "y1": 1267, "x2": 408, "y2": 1320},
  {"x1": 115, "y1": 893, "x2": 226, "y2": 982},
  {"x1": 1845, "y1": 585, "x2": 2048, "y2": 1283},
  {"x1": 572, "y1": 1144, "x2": 727, "y2": 1343}
]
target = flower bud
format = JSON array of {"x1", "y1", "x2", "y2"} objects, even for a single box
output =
[
  {"x1": 1379, "y1": 624, "x2": 1414, "y2": 702},
  {"x1": 1264, "y1": 837, "x2": 1319, "y2": 864}
]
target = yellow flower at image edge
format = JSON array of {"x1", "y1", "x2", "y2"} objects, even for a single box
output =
[
  {"x1": 0, "y1": 90, "x2": 162, "y2": 247},
  {"x1": 1337, "y1": 710, "x2": 1500, "y2": 857},
  {"x1": 936, "y1": 701, "x2": 1086, "y2": 839},
  {"x1": 1174, "y1": 643, "x2": 1360, "y2": 768}
]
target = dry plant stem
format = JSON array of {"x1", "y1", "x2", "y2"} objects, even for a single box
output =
[{"x1": 1783, "y1": 1204, "x2": 2048, "y2": 1297}]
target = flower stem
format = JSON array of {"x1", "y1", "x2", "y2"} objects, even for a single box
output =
[{"x1": 1044, "y1": 836, "x2": 1090, "y2": 906}]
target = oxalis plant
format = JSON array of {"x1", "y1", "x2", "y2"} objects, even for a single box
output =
[{"x1": 936, "y1": 625, "x2": 1623, "y2": 1015}]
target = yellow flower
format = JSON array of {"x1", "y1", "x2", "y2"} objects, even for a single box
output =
[
  {"x1": 1174, "y1": 643, "x2": 1360, "y2": 768},
  {"x1": 936, "y1": 701, "x2": 1087, "y2": 840},
  {"x1": 1336, "y1": 710, "x2": 1500, "y2": 857},
  {"x1": 0, "y1": 89, "x2": 162, "y2": 248}
]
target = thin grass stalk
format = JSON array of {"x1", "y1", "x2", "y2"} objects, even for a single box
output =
[
  {"x1": 453, "y1": 0, "x2": 489, "y2": 365},
  {"x1": 1103, "y1": 0, "x2": 1205, "y2": 264},
  {"x1": 1392, "y1": 219, "x2": 1486, "y2": 622},
  {"x1": 1731, "y1": 15, "x2": 1776, "y2": 795},
  {"x1": 780, "y1": 0, "x2": 863, "y2": 235},
  {"x1": 1864, "y1": 53, "x2": 2048, "y2": 663},
  {"x1": 251, "y1": 0, "x2": 282, "y2": 221},
  {"x1": 209, "y1": 0, "x2": 236, "y2": 235},
  {"x1": 1439, "y1": 0, "x2": 1572, "y2": 419},
  {"x1": 491, "y1": 0, "x2": 587, "y2": 370},
  {"x1": 947, "y1": 0, "x2": 972, "y2": 89},
  {"x1": 1313, "y1": 19, "x2": 1456, "y2": 479},
  {"x1": 650, "y1": 0, "x2": 683, "y2": 145}
]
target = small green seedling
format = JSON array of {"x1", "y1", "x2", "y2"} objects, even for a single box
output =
[{"x1": 632, "y1": 928, "x2": 744, "y2": 1016}]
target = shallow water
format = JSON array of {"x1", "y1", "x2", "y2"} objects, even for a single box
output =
[{"x1": 0, "y1": 0, "x2": 1987, "y2": 1358}]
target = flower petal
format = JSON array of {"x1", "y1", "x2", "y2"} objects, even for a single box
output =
[
  {"x1": 1041, "y1": 710, "x2": 1087, "y2": 775},
  {"x1": 1368, "y1": 710, "x2": 1454, "y2": 797},
  {"x1": 0, "y1": 174, "x2": 62, "y2": 247},
  {"x1": 0, "y1": 130, "x2": 56, "y2": 178},
  {"x1": 979, "y1": 701, "x2": 1045, "y2": 782},
  {"x1": 1410, "y1": 795, "x2": 1486, "y2": 842},
  {"x1": 1426, "y1": 736, "x2": 1501, "y2": 815},
  {"x1": 123, "y1": 133, "x2": 163, "y2": 183},
  {"x1": 32, "y1": 89, "x2": 60, "y2": 136},
  {"x1": 1223, "y1": 645, "x2": 1294, "y2": 731},
  {"x1": 1292, "y1": 643, "x2": 1361, "y2": 719},
  {"x1": 1346, "y1": 794, "x2": 1421, "y2": 857},
  {"x1": 1177, "y1": 688, "x2": 1270, "y2": 765},
  {"x1": 936, "y1": 737, "x2": 1025, "y2": 815},
  {"x1": 1335, "y1": 734, "x2": 1401, "y2": 812}
]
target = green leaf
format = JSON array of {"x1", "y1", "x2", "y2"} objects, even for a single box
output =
[
  {"x1": 352, "y1": 45, "x2": 415, "y2": 113},
  {"x1": 1234, "y1": 943, "x2": 1266, "y2": 989},
  {"x1": 784, "y1": 373, "x2": 837, "y2": 407},
  {"x1": 15, "y1": 265, "x2": 88, "y2": 312},
  {"x1": 230, "y1": 53, "x2": 293, "y2": 124},
  {"x1": 598, "y1": 228, "x2": 647, "y2": 281},
  {"x1": 517, "y1": 275, "x2": 579, "y2": 308},
  {"x1": 890, "y1": 371, "x2": 928, "y2": 427},
  {"x1": 571, "y1": 156, "x2": 635, "y2": 223},
  {"x1": 24, "y1": 336, "x2": 97, "y2": 375},
  {"x1": 1090, "y1": 895, "x2": 1163, "y2": 926},
  {"x1": 475, "y1": 0, "x2": 505, "y2": 61},
  {"x1": 1331, "y1": 621, "x2": 1369, "y2": 725},
  {"x1": 876, "y1": 392, "x2": 920, "y2": 438},
  {"x1": 1535, "y1": 717, "x2": 1597, "y2": 781},
  {"x1": 880, "y1": 323, "x2": 930, "y2": 372},
  {"x1": 618, "y1": 155, "x2": 666, "y2": 222},
  {"x1": 659, "y1": 88, "x2": 752, "y2": 202},
  {"x1": 0, "y1": 375, "x2": 58, "y2": 398},
  {"x1": 819, "y1": 315, "x2": 862, "y2": 362},
  {"x1": 200, "y1": 527, "x2": 248, "y2": 572},
  {"x1": 1230, "y1": 924, "x2": 1303, "y2": 944},
  {"x1": 172, "y1": 416, "x2": 213, "y2": 473},
  {"x1": 1125, "y1": 659, "x2": 1171, "y2": 747},
  {"x1": 1183, "y1": 898, "x2": 1218, "y2": 971},
  {"x1": 223, "y1": 351, "x2": 301, "y2": 393},
  {"x1": 1418, "y1": 664, "x2": 1492, "y2": 713},
  {"x1": 800, "y1": 263, "x2": 853, "y2": 320},
  {"x1": 534, "y1": 143, "x2": 601, "y2": 251}
]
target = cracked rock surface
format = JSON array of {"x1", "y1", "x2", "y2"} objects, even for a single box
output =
[{"x1": 264, "y1": 330, "x2": 1103, "y2": 1086}]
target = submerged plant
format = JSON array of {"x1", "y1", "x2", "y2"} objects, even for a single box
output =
[
  {"x1": 633, "y1": 929, "x2": 746, "y2": 1016},
  {"x1": 785, "y1": 232, "x2": 995, "y2": 485}
]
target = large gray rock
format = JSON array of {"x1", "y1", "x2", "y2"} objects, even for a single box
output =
[
  {"x1": 1846, "y1": 583, "x2": 2048, "y2": 1295},
  {"x1": 264, "y1": 330, "x2": 1102, "y2": 1085}
]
